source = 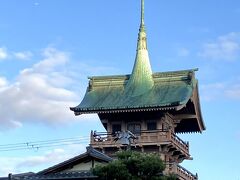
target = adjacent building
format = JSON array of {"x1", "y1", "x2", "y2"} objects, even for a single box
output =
[{"x1": 1, "y1": 147, "x2": 112, "y2": 180}]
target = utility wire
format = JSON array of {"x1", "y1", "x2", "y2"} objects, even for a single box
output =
[
  {"x1": 0, "y1": 136, "x2": 89, "y2": 147},
  {"x1": 0, "y1": 136, "x2": 90, "y2": 152},
  {"x1": 0, "y1": 140, "x2": 90, "y2": 152}
]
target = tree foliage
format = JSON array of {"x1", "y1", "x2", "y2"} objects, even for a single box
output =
[{"x1": 92, "y1": 151, "x2": 177, "y2": 180}]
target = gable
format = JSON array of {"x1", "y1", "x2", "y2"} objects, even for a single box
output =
[
  {"x1": 63, "y1": 160, "x2": 108, "y2": 172},
  {"x1": 38, "y1": 147, "x2": 112, "y2": 175}
]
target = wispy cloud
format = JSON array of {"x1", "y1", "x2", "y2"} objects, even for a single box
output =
[
  {"x1": 0, "y1": 144, "x2": 86, "y2": 176},
  {"x1": 0, "y1": 47, "x2": 8, "y2": 60},
  {"x1": 0, "y1": 47, "x2": 33, "y2": 61},
  {"x1": 198, "y1": 32, "x2": 240, "y2": 61},
  {"x1": 177, "y1": 47, "x2": 190, "y2": 57},
  {"x1": 225, "y1": 84, "x2": 240, "y2": 99},
  {"x1": 200, "y1": 83, "x2": 226, "y2": 101},
  {"x1": 200, "y1": 80, "x2": 240, "y2": 101},
  {"x1": 34, "y1": 2, "x2": 40, "y2": 6},
  {"x1": 14, "y1": 51, "x2": 33, "y2": 60}
]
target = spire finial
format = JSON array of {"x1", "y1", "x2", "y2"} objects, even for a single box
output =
[
  {"x1": 125, "y1": 0, "x2": 154, "y2": 97},
  {"x1": 141, "y1": 0, "x2": 144, "y2": 26},
  {"x1": 137, "y1": 0, "x2": 147, "y2": 50}
]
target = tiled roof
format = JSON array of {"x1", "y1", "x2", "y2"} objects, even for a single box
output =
[
  {"x1": 1, "y1": 147, "x2": 111, "y2": 180},
  {"x1": 7, "y1": 171, "x2": 97, "y2": 180},
  {"x1": 86, "y1": 146, "x2": 112, "y2": 162},
  {"x1": 38, "y1": 146, "x2": 112, "y2": 175}
]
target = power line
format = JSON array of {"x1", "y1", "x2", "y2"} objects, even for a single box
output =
[
  {"x1": 0, "y1": 136, "x2": 90, "y2": 152},
  {"x1": 0, "y1": 136, "x2": 89, "y2": 147}
]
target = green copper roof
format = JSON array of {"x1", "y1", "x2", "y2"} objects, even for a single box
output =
[
  {"x1": 126, "y1": 0, "x2": 154, "y2": 97},
  {"x1": 71, "y1": 69, "x2": 198, "y2": 114},
  {"x1": 70, "y1": 0, "x2": 205, "y2": 133},
  {"x1": 70, "y1": 2, "x2": 199, "y2": 115}
]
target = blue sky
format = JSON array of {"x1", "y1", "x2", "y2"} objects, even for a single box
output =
[{"x1": 0, "y1": 0, "x2": 240, "y2": 179}]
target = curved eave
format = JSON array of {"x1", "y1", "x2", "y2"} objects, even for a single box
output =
[
  {"x1": 158, "y1": 78, "x2": 205, "y2": 134},
  {"x1": 70, "y1": 105, "x2": 180, "y2": 116},
  {"x1": 174, "y1": 83, "x2": 206, "y2": 134},
  {"x1": 192, "y1": 83, "x2": 206, "y2": 132}
]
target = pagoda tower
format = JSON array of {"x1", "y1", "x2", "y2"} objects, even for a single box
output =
[{"x1": 71, "y1": 1, "x2": 206, "y2": 179}]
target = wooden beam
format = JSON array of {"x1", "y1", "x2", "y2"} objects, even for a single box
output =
[{"x1": 173, "y1": 114, "x2": 197, "y2": 120}]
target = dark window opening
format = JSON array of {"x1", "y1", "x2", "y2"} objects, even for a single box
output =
[
  {"x1": 103, "y1": 123, "x2": 108, "y2": 131},
  {"x1": 112, "y1": 124, "x2": 121, "y2": 133},
  {"x1": 147, "y1": 122, "x2": 157, "y2": 130},
  {"x1": 127, "y1": 123, "x2": 141, "y2": 135}
]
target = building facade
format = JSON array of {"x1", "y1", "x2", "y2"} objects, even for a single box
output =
[
  {"x1": 0, "y1": 147, "x2": 112, "y2": 180},
  {"x1": 71, "y1": 0, "x2": 206, "y2": 179}
]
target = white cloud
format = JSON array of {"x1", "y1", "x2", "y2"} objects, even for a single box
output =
[
  {"x1": 16, "y1": 148, "x2": 69, "y2": 169},
  {"x1": 0, "y1": 46, "x2": 119, "y2": 129},
  {"x1": 200, "y1": 80, "x2": 240, "y2": 101},
  {"x1": 0, "y1": 144, "x2": 86, "y2": 176},
  {"x1": 14, "y1": 51, "x2": 32, "y2": 60},
  {"x1": 0, "y1": 47, "x2": 33, "y2": 61},
  {"x1": 200, "y1": 83, "x2": 226, "y2": 101},
  {"x1": 199, "y1": 32, "x2": 240, "y2": 61},
  {"x1": 0, "y1": 47, "x2": 89, "y2": 129},
  {"x1": 0, "y1": 77, "x2": 8, "y2": 87},
  {"x1": 0, "y1": 47, "x2": 8, "y2": 60},
  {"x1": 32, "y1": 47, "x2": 69, "y2": 72}
]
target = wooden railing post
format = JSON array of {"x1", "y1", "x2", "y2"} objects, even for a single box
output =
[
  {"x1": 90, "y1": 130, "x2": 94, "y2": 144},
  {"x1": 167, "y1": 130, "x2": 172, "y2": 141}
]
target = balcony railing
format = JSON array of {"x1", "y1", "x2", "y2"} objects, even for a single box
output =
[
  {"x1": 168, "y1": 163, "x2": 198, "y2": 180},
  {"x1": 176, "y1": 165, "x2": 198, "y2": 180},
  {"x1": 90, "y1": 130, "x2": 189, "y2": 155}
]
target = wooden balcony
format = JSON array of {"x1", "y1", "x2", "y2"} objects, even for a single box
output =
[
  {"x1": 169, "y1": 163, "x2": 198, "y2": 180},
  {"x1": 90, "y1": 130, "x2": 190, "y2": 158},
  {"x1": 177, "y1": 165, "x2": 198, "y2": 180}
]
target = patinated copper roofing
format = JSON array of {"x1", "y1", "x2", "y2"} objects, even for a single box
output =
[
  {"x1": 70, "y1": 0, "x2": 206, "y2": 133},
  {"x1": 71, "y1": 69, "x2": 198, "y2": 115},
  {"x1": 71, "y1": 1, "x2": 198, "y2": 115},
  {"x1": 125, "y1": 0, "x2": 154, "y2": 97}
]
